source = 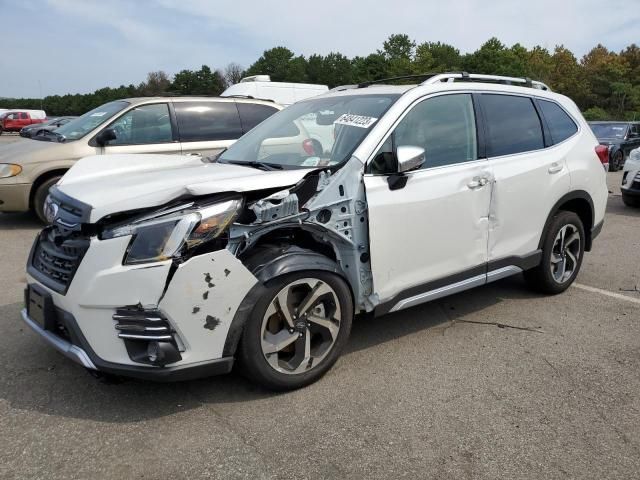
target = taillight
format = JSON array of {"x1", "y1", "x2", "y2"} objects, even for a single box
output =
[
  {"x1": 595, "y1": 145, "x2": 609, "y2": 171},
  {"x1": 302, "y1": 139, "x2": 315, "y2": 156}
]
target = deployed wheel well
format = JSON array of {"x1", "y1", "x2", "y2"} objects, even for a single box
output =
[
  {"x1": 29, "y1": 169, "x2": 67, "y2": 208},
  {"x1": 541, "y1": 193, "x2": 595, "y2": 252}
]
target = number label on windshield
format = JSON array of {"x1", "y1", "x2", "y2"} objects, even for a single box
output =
[{"x1": 335, "y1": 114, "x2": 378, "y2": 129}]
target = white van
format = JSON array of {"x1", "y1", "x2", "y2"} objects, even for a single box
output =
[{"x1": 221, "y1": 75, "x2": 328, "y2": 107}]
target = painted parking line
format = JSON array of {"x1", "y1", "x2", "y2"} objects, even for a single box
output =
[{"x1": 573, "y1": 283, "x2": 640, "y2": 305}]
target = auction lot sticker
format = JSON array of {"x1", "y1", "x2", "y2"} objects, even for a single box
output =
[{"x1": 335, "y1": 114, "x2": 378, "y2": 128}]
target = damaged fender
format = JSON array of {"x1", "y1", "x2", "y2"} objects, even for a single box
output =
[{"x1": 159, "y1": 249, "x2": 258, "y2": 364}]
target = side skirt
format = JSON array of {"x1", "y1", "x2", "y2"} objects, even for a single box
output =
[{"x1": 376, "y1": 251, "x2": 541, "y2": 316}]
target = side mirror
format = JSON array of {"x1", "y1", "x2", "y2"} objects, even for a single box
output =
[
  {"x1": 396, "y1": 145, "x2": 425, "y2": 173},
  {"x1": 95, "y1": 128, "x2": 117, "y2": 146}
]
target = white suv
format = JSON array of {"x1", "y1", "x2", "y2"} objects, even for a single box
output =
[
  {"x1": 22, "y1": 73, "x2": 608, "y2": 390},
  {"x1": 621, "y1": 147, "x2": 640, "y2": 207}
]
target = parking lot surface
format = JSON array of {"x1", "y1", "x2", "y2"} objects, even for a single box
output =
[{"x1": 1, "y1": 134, "x2": 639, "y2": 479}]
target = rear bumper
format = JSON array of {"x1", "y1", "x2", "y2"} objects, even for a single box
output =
[
  {"x1": 20, "y1": 306, "x2": 235, "y2": 381},
  {"x1": 0, "y1": 183, "x2": 31, "y2": 212},
  {"x1": 621, "y1": 187, "x2": 640, "y2": 197}
]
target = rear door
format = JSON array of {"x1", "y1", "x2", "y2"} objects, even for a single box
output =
[
  {"x1": 480, "y1": 94, "x2": 572, "y2": 266},
  {"x1": 365, "y1": 93, "x2": 493, "y2": 309},
  {"x1": 174, "y1": 100, "x2": 243, "y2": 157},
  {"x1": 99, "y1": 102, "x2": 181, "y2": 155}
]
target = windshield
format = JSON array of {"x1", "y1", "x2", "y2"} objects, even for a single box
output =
[
  {"x1": 590, "y1": 123, "x2": 628, "y2": 139},
  {"x1": 218, "y1": 94, "x2": 400, "y2": 169},
  {"x1": 51, "y1": 101, "x2": 130, "y2": 141}
]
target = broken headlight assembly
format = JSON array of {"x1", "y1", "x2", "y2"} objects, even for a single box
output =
[{"x1": 101, "y1": 198, "x2": 243, "y2": 264}]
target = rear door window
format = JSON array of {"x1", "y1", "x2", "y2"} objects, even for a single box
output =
[
  {"x1": 174, "y1": 101, "x2": 242, "y2": 142},
  {"x1": 481, "y1": 94, "x2": 544, "y2": 156},
  {"x1": 20, "y1": 112, "x2": 29, "y2": 119},
  {"x1": 237, "y1": 103, "x2": 279, "y2": 133},
  {"x1": 538, "y1": 100, "x2": 578, "y2": 144}
]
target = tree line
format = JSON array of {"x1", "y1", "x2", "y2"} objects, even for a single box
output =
[{"x1": 2, "y1": 35, "x2": 638, "y2": 120}]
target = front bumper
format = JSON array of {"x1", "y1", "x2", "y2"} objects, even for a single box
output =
[
  {"x1": 24, "y1": 230, "x2": 259, "y2": 381},
  {"x1": 0, "y1": 183, "x2": 31, "y2": 212},
  {"x1": 21, "y1": 307, "x2": 235, "y2": 381}
]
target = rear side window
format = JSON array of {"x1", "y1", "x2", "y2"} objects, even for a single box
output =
[
  {"x1": 481, "y1": 94, "x2": 544, "y2": 156},
  {"x1": 174, "y1": 102, "x2": 242, "y2": 142},
  {"x1": 539, "y1": 100, "x2": 578, "y2": 144},
  {"x1": 20, "y1": 112, "x2": 29, "y2": 119},
  {"x1": 237, "y1": 103, "x2": 279, "y2": 133}
]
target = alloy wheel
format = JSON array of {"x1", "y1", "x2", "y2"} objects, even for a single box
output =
[
  {"x1": 550, "y1": 224, "x2": 581, "y2": 283},
  {"x1": 260, "y1": 278, "x2": 341, "y2": 375}
]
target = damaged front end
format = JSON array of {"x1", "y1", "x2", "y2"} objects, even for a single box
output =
[
  {"x1": 23, "y1": 156, "x2": 374, "y2": 380},
  {"x1": 228, "y1": 156, "x2": 376, "y2": 312}
]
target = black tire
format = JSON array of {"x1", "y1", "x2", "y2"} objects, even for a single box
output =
[
  {"x1": 524, "y1": 211, "x2": 585, "y2": 294},
  {"x1": 33, "y1": 176, "x2": 62, "y2": 223},
  {"x1": 610, "y1": 150, "x2": 623, "y2": 172},
  {"x1": 0, "y1": 127, "x2": 3, "y2": 135},
  {"x1": 622, "y1": 193, "x2": 640, "y2": 208},
  {"x1": 237, "y1": 270, "x2": 353, "y2": 391}
]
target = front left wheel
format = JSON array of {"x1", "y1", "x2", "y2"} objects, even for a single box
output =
[
  {"x1": 33, "y1": 176, "x2": 62, "y2": 223},
  {"x1": 238, "y1": 271, "x2": 353, "y2": 391}
]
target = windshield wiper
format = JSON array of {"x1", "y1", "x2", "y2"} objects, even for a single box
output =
[{"x1": 222, "y1": 159, "x2": 284, "y2": 171}]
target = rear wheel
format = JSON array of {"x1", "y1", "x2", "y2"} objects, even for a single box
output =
[
  {"x1": 610, "y1": 150, "x2": 624, "y2": 172},
  {"x1": 238, "y1": 270, "x2": 353, "y2": 391},
  {"x1": 33, "y1": 176, "x2": 62, "y2": 223},
  {"x1": 524, "y1": 211, "x2": 585, "y2": 294}
]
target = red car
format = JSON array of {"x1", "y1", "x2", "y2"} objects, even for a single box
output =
[{"x1": 0, "y1": 110, "x2": 46, "y2": 134}]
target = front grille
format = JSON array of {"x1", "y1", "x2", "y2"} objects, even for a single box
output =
[{"x1": 30, "y1": 227, "x2": 89, "y2": 294}]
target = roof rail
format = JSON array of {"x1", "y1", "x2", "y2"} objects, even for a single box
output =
[
  {"x1": 421, "y1": 72, "x2": 551, "y2": 91},
  {"x1": 356, "y1": 74, "x2": 440, "y2": 89}
]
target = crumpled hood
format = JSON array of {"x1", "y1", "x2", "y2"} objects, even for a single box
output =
[{"x1": 57, "y1": 154, "x2": 316, "y2": 222}]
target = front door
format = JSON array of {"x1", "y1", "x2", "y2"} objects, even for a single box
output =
[
  {"x1": 100, "y1": 103, "x2": 181, "y2": 155},
  {"x1": 364, "y1": 93, "x2": 492, "y2": 310}
]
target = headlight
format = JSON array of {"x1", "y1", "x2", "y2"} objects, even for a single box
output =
[
  {"x1": 0, "y1": 164, "x2": 22, "y2": 178},
  {"x1": 102, "y1": 198, "x2": 242, "y2": 264}
]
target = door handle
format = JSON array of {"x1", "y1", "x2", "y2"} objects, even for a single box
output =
[
  {"x1": 185, "y1": 152, "x2": 202, "y2": 157},
  {"x1": 548, "y1": 163, "x2": 563, "y2": 174},
  {"x1": 467, "y1": 176, "x2": 489, "y2": 189}
]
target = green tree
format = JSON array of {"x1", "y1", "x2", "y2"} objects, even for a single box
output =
[
  {"x1": 171, "y1": 65, "x2": 226, "y2": 95},
  {"x1": 245, "y1": 47, "x2": 307, "y2": 82}
]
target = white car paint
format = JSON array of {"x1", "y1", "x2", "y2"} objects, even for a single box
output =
[{"x1": 621, "y1": 147, "x2": 640, "y2": 204}]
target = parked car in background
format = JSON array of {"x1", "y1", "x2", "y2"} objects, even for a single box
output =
[
  {"x1": 20, "y1": 116, "x2": 77, "y2": 138},
  {"x1": 621, "y1": 147, "x2": 640, "y2": 207},
  {"x1": 0, "y1": 110, "x2": 47, "y2": 134},
  {"x1": 21, "y1": 73, "x2": 607, "y2": 390},
  {"x1": 589, "y1": 121, "x2": 640, "y2": 171},
  {"x1": 0, "y1": 97, "x2": 281, "y2": 221},
  {"x1": 221, "y1": 75, "x2": 328, "y2": 106}
]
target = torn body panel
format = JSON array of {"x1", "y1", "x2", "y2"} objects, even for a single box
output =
[
  {"x1": 159, "y1": 249, "x2": 258, "y2": 363},
  {"x1": 229, "y1": 156, "x2": 376, "y2": 312}
]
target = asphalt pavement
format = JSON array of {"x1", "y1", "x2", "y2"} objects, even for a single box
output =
[{"x1": 0, "y1": 134, "x2": 639, "y2": 479}]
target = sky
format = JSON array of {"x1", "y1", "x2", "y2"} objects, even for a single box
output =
[{"x1": 1, "y1": 0, "x2": 638, "y2": 98}]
